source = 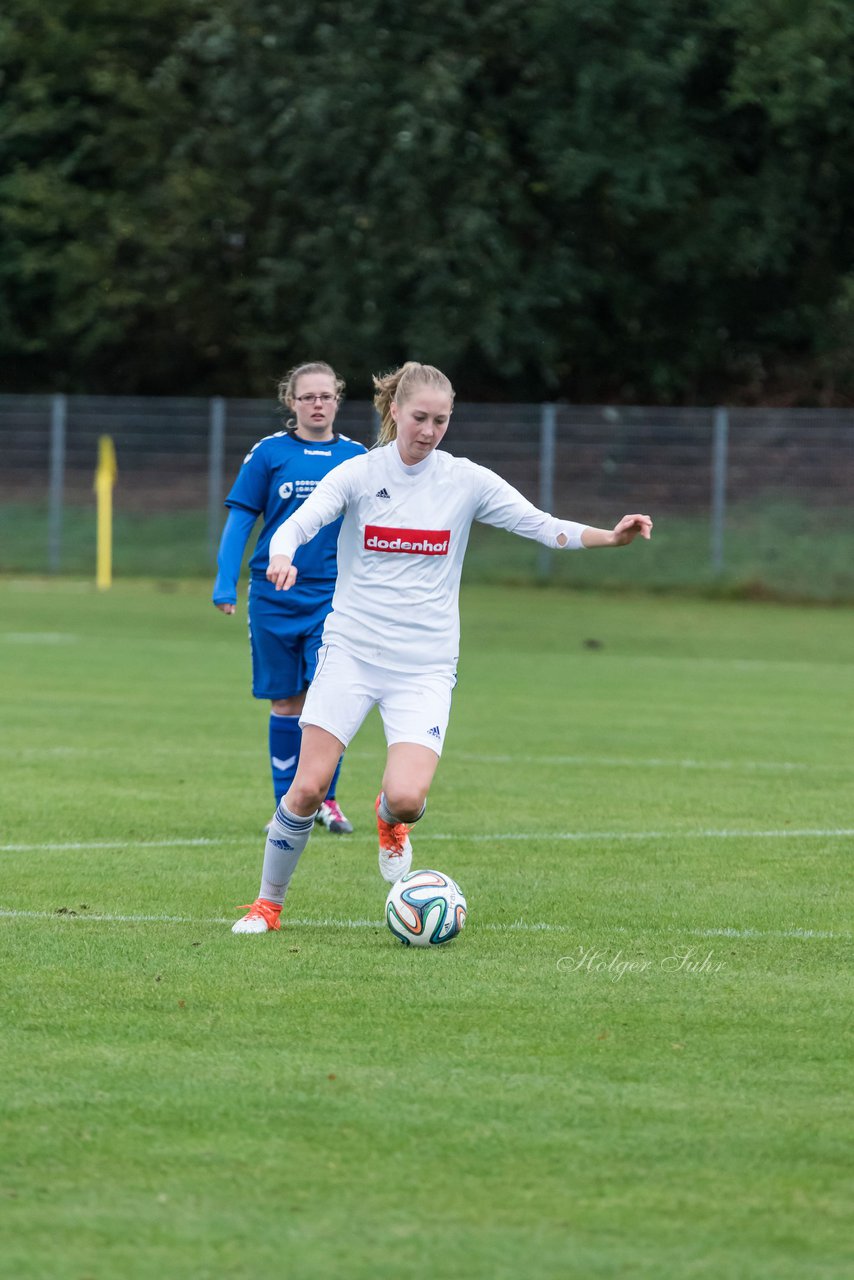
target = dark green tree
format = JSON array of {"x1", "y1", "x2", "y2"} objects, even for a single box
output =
[
  {"x1": 3, "y1": 0, "x2": 854, "y2": 401},
  {"x1": 0, "y1": 0, "x2": 249, "y2": 391}
]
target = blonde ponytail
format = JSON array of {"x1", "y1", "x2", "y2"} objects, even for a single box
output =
[{"x1": 372, "y1": 362, "x2": 455, "y2": 445}]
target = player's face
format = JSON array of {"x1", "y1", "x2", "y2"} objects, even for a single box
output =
[
  {"x1": 289, "y1": 373, "x2": 339, "y2": 439},
  {"x1": 392, "y1": 389, "x2": 452, "y2": 466}
]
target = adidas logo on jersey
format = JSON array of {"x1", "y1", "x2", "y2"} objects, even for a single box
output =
[
  {"x1": 427, "y1": 725, "x2": 442, "y2": 739},
  {"x1": 375, "y1": 487, "x2": 391, "y2": 499}
]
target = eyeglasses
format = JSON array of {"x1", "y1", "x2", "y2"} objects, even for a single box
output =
[{"x1": 295, "y1": 393, "x2": 337, "y2": 404}]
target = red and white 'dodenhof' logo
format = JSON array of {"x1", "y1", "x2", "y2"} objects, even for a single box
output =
[{"x1": 364, "y1": 525, "x2": 451, "y2": 556}]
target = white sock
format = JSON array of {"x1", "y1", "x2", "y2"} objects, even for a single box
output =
[
  {"x1": 259, "y1": 801, "x2": 317, "y2": 905},
  {"x1": 378, "y1": 793, "x2": 426, "y2": 825}
]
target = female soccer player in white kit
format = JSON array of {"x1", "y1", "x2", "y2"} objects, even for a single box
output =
[{"x1": 232, "y1": 362, "x2": 653, "y2": 933}]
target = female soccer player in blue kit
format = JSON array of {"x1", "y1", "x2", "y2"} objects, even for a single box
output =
[{"x1": 212, "y1": 361, "x2": 366, "y2": 831}]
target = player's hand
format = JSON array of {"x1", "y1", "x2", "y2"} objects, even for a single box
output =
[
  {"x1": 611, "y1": 514, "x2": 653, "y2": 546},
  {"x1": 215, "y1": 602, "x2": 236, "y2": 615},
  {"x1": 267, "y1": 555, "x2": 297, "y2": 591}
]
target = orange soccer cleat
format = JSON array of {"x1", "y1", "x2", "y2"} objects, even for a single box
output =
[
  {"x1": 231, "y1": 897, "x2": 283, "y2": 935},
  {"x1": 375, "y1": 794, "x2": 413, "y2": 884}
]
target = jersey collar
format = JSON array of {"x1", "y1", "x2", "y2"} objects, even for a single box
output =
[
  {"x1": 288, "y1": 428, "x2": 339, "y2": 445},
  {"x1": 390, "y1": 441, "x2": 437, "y2": 477}
]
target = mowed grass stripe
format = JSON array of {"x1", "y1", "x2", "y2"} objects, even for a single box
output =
[
  {"x1": 5, "y1": 742, "x2": 852, "y2": 773},
  {"x1": 457, "y1": 751, "x2": 854, "y2": 773}
]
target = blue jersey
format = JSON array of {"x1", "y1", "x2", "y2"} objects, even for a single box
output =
[{"x1": 226, "y1": 430, "x2": 367, "y2": 581}]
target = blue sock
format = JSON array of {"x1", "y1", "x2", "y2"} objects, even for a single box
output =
[
  {"x1": 269, "y1": 713, "x2": 302, "y2": 806},
  {"x1": 326, "y1": 754, "x2": 343, "y2": 803}
]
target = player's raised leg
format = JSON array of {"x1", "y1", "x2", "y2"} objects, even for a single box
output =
[
  {"x1": 233, "y1": 726, "x2": 345, "y2": 933},
  {"x1": 376, "y1": 742, "x2": 441, "y2": 883},
  {"x1": 304, "y1": 613, "x2": 353, "y2": 834}
]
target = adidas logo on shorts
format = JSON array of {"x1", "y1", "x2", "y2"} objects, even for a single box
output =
[
  {"x1": 428, "y1": 725, "x2": 442, "y2": 739},
  {"x1": 375, "y1": 487, "x2": 391, "y2": 499}
]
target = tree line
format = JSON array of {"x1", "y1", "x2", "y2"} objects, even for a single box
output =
[{"x1": 2, "y1": 0, "x2": 854, "y2": 404}]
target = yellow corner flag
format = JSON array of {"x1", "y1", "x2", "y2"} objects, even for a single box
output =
[{"x1": 94, "y1": 435, "x2": 118, "y2": 591}]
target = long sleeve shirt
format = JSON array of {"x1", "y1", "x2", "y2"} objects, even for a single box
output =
[{"x1": 269, "y1": 442, "x2": 587, "y2": 675}]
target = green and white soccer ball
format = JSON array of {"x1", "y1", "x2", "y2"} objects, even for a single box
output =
[{"x1": 385, "y1": 869, "x2": 467, "y2": 947}]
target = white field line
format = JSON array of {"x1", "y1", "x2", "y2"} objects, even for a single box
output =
[
  {"x1": 2, "y1": 828, "x2": 854, "y2": 855},
  {"x1": 0, "y1": 907, "x2": 846, "y2": 940}
]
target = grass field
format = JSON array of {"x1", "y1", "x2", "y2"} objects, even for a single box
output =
[{"x1": 1, "y1": 577, "x2": 852, "y2": 1279}]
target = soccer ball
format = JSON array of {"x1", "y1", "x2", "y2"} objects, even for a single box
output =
[{"x1": 385, "y1": 869, "x2": 467, "y2": 947}]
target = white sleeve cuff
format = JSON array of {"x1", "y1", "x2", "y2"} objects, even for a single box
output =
[{"x1": 554, "y1": 521, "x2": 588, "y2": 550}]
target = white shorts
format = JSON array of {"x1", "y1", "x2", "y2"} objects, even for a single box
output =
[{"x1": 299, "y1": 644, "x2": 455, "y2": 756}]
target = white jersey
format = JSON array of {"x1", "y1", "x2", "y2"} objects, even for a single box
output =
[{"x1": 269, "y1": 442, "x2": 588, "y2": 674}]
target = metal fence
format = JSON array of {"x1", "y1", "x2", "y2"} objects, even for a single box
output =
[{"x1": 2, "y1": 394, "x2": 854, "y2": 597}]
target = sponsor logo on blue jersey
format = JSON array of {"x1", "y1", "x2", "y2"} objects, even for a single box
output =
[{"x1": 226, "y1": 430, "x2": 366, "y2": 580}]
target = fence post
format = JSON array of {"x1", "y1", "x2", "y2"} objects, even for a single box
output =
[
  {"x1": 537, "y1": 403, "x2": 557, "y2": 579},
  {"x1": 208, "y1": 396, "x2": 226, "y2": 565},
  {"x1": 710, "y1": 406, "x2": 729, "y2": 574},
  {"x1": 48, "y1": 393, "x2": 66, "y2": 574}
]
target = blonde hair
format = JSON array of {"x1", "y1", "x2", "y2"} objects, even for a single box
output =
[
  {"x1": 277, "y1": 361, "x2": 345, "y2": 428},
  {"x1": 372, "y1": 362, "x2": 455, "y2": 445}
]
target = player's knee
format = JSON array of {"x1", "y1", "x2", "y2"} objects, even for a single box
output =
[
  {"x1": 288, "y1": 776, "x2": 327, "y2": 813},
  {"x1": 271, "y1": 694, "x2": 305, "y2": 716},
  {"x1": 384, "y1": 785, "x2": 427, "y2": 823}
]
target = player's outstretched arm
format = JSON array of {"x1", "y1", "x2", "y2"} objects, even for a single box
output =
[
  {"x1": 267, "y1": 555, "x2": 298, "y2": 591},
  {"x1": 212, "y1": 506, "x2": 258, "y2": 613},
  {"x1": 578, "y1": 514, "x2": 653, "y2": 548}
]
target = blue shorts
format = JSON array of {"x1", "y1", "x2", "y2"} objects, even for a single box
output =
[{"x1": 247, "y1": 575, "x2": 334, "y2": 701}]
